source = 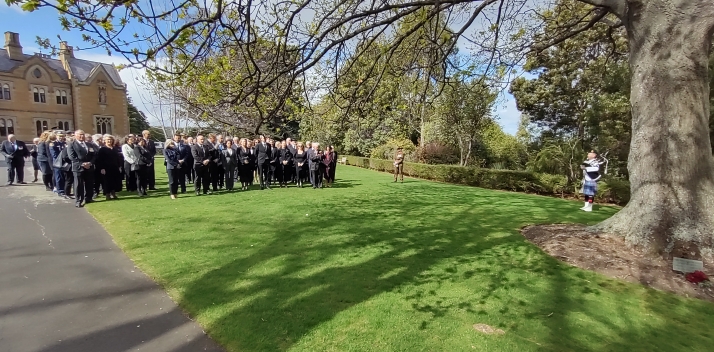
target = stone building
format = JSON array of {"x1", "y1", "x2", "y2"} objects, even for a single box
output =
[{"x1": 0, "y1": 31, "x2": 128, "y2": 142}]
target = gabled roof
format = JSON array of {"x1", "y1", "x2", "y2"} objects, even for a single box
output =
[
  {"x1": 67, "y1": 57, "x2": 123, "y2": 87},
  {"x1": 0, "y1": 50, "x2": 69, "y2": 80}
]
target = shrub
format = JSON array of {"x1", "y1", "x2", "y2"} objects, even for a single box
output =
[
  {"x1": 370, "y1": 138, "x2": 417, "y2": 161},
  {"x1": 344, "y1": 155, "x2": 629, "y2": 205},
  {"x1": 415, "y1": 142, "x2": 460, "y2": 165}
]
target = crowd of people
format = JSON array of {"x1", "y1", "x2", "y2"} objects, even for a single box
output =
[{"x1": 1, "y1": 130, "x2": 339, "y2": 207}]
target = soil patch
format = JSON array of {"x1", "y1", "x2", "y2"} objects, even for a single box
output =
[{"x1": 522, "y1": 224, "x2": 714, "y2": 301}]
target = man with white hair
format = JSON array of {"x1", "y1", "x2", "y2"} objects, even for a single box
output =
[
  {"x1": 1, "y1": 134, "x2": 30, "y2": 185},
  {"x1": 66, "y1": 130, "x2": 97, "y2": 207}
]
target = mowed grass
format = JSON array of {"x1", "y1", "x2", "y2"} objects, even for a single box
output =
[{"x1": 87, "y1": 164, "x2": 714, "y2": 351}]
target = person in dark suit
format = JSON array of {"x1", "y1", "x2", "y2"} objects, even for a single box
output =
[
  {"x1": 191, "y1": 135, "x2": 212, "y2": 195},
  {"x1": 133, "y1": 138, "x2": 153, "y2": 197},
  {"x1": 309, "y1": 143, "x2": 324, "y2": 189},
  {"x1": 211, "y1": 134, "x2": 226, "y2": 190},
  {"x1": 142, "y1": 130, "x2": 157, "y2": 190},
  {"x1": 293, "y1": 142, "x2": 308, "y2": 188},
  {"x1": 37, "y1": 132, "x2": 56, "y2": 191},
  {"x1": 173, "y1": 133, "x2": 189, "y2": 193},
  {"x1": 184, "y1": 136, "x2": 195, "y2": 184},
  {"x1": 238, "y1": 138, "x2": 252, "y2": 190},
  {"x1": 329, "y1": 145, "x2": 338, "y2": 184},
  {"x1": 30, "y1": 137, "x2": 40, "y2": 183},
  {"x1": 247, "y1": 139, "x2": 256, "y2": 186},
  {"x1": 2, "y1": 134, "x2": 30, "y2": 185},
  {"x1": 269, "y1": 139, "x2": 280, "y2": 184},
  {"x1": 254, "y1": 134, "x2": 272, "y2": 190},
  {"x1": 95, "y1": 135, "x2": 121, "y2": 200},
  {"x1": 223, "y1": 139, "x2": 237, "y2": 191},
  {"x1": 163, "y1": 139, "x2": 182, "y2": 199},
  {"x1": 66, "y1": 130, "x2": 97, "y2": 207},
  {"x1": 278, "y1": 140, "x2": 293, "y2": 187}
]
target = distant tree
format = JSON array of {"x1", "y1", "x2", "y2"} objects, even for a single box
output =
[{"x1": 128, "y1": 99, "x2": 150, "y2": 135}]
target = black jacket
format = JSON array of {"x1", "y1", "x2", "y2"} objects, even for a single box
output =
[
  {"x1": 164, "y1": 147, "x2": 181, "y2": 170},
  {"x1": 134, "y1": 145, "x2": 153, "y2": 166},
  {"x1": 191, "y1": 143, "x2": 211, "y2": 167},
  {"x1": 279, "y1": 148, "x2": 293, "y2": 166},
  {"x1": 255, "y1": 142, "x2": 272, "y2": 164},
  {"x1": 1, "y1": 140, "x2": 29, "y2": 164},
  {"x1": 66, "y1": 140, "x2": 97, "y2": 173}
]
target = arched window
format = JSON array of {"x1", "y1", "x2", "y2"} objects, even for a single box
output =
[
  {"x1": 61, "y1": 121, "x2": 70, "y2": 131},
  {"x1": 39, "y1": 88, "x2": 46, "y2": 103},
  {"x1": 56, "y1": 90, "x2": 61, "y2": 104},
  {"x1": 0, "y1": 84, "x2": 9, "y2": 100},
  {"x1": 61, "y1": 90, "x2": 67, "y2": 105},
  {"x1": 35, "y1": 119, "x2": 48, "y2": 137},
  {"x1": 33, "y1": 87, "x2": 39, "y2": 102},
  {"x1": 7, "y1": 118, "x2": 14, "y2": 134},
  {"x1": 0, "y1": 118, "x2": 5, "y2": 136}
]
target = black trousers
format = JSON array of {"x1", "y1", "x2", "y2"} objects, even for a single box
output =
[
  {"x1": 73, "y1": 170, "x2": 95, "y2": 204},
  {"x1": 94, "y1": 169, "x2": 103, "y2": 195},
  {"x1": 6, "y1": 160, "x2": 24, "y2": 184},
  {"x1": 176, "y1": 165, "x2": 186, "y2": 193},
  {"x1": 209, "y1": 163, "x2": 218, "y2": 191},
  {"x1": 124, "y1": 161, "x2": 136, "y2": 191},
  {"x1": 62, "y1": 170, "x2": 74, "y2": 195},
  {"x1": 167, "y1": 168, "x2": 181, "y2": 195},
  {"x1": 213, "y1": 165, "x2": 225, "y2": 189},
  {"x1": 148, "y1": 161, "x2": 156, "y2": 189},
  {"x1": 257, "y1": 161, "x2": 270, "y2": 188},
  {"x1": 224, "y1": 164, "x2": 235, "y2": 190},
  {"x1": 136, "y1": 165, "x2": 148, "y2": 194},
  {"x1": 194, "y1": 164, "x2": 210, "y2": 194},
  {"x1": 102, "y1": 171, "x2": 119, "y2": 195},
  {"x1": 311, "y1": 167, "x2": 323, "y2": 188}
]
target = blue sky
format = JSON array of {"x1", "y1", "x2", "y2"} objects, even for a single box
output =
[{"x1": 1, "y1": 4, "x2": 524, "y2": 135}]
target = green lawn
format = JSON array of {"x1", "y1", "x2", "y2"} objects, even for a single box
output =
[{"x1": 87, "y1": 164, "x2": 714, "y2": 352}]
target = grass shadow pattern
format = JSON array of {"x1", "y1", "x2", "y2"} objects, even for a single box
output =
[{"x1": 87, "y1": 166, "x2": 714, "y2": 351}]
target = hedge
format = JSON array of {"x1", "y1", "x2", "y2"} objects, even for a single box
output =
[{"x1": 344, "y1": 156, "x2": 630, "y2": 205}]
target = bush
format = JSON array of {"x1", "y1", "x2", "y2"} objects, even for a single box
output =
[
  {"x1": 344, "y1": 155, "x2": 629, "y2": 205},
  {"x1": 370, "y1": 138, "x2": 416, "y2": 161},
  {"x1": 415, "y1": 142, "x2": 460, "y2": 165}
]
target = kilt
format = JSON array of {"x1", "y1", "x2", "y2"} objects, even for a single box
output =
[{"x1": 583, "y1": 180, "x2": 598, "y2": 196}]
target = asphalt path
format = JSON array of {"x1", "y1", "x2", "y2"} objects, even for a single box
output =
[{"x1": 0, "y1": 159, "x2": 223, "y2": 352}]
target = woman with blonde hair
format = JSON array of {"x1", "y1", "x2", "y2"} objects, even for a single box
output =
[
  {"x1": 96, "y1": 135, "x2": 121, "y2": 200},
  {"x1": 122, "y1": 134, "x2": 138, "y2": 192},
  {"x1": 37, "y1": 131, "x2": 56, "y2": 191},
  {"x1": 163, "y1": 139, "x2": 181, "y2": 199}
]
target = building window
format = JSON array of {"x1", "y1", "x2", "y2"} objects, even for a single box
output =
[
  {"x1": 33, "y1": 87, "x2": 46, "y2": 103},
  {"x1": 95, "y1": 116, "x2": 113, "y2": 134},
  {"x1": 35, "y1": 119, "x2": 49, "y2": 137},
  {"x1": 0, "y1": 83, "x2": 10, "y2": 100},
  {"x1": 33, "y1": 68, "x2": 42, "y2": 78},
  {"x1": 40, "y1": 88, "x2": 46, "y2": 103},
  {"x1": 55, "y1": 89, "x2": 68, "y2": 105},
  {"x1": 0, "y1": 118, "x2": 13, "y2": 136},
  {"x1": 33, "y1": 87, "x2": 39, "y2": 102},
  {"x1": 56, "y1": 120, "x2": 72, "y2": 131}
]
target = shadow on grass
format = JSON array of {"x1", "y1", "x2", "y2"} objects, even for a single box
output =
[{"x1": 90, "y1": 166, "x2": 714, "y2": 351}]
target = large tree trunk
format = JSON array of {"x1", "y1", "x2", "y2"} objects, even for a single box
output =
[{"x1": 592, "y1": 0, "x2": 714, "y2": 261}]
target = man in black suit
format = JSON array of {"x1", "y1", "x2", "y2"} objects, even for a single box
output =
[
  {"x1": 190, "y1": 135, "x2": 212, "y2": 195},
  {"x1": 254, "y1": 134, "x2": 272, "y2": 190},
  {"x1": 66, "y1": 130, "x2": 97, "y2": 207},
  {"x1": 142, "y1": 130, "x2": 157, "y2": 190},
  {"x1": 173, "y1": 133, "x2": 189, "y2": 193},
  {"x1": 1, "y1": 134, "x2": 30, "y2": 185}
]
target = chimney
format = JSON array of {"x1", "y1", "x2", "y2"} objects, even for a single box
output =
[
  {"x1": 59, "y1": 41, "x2": 74, "y2": 71},
  {"x1": 4, "y1": 32, "x2": 23, "y2": 61}
]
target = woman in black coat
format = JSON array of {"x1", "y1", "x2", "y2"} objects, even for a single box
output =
[
  {"x1": 163, "y1": 139, "x2": 181, "y2": 199},
  {"x1": 278, "y1": 140, "x2": 293, "y2": 187},
  {"x1": 293, "y1": 142, "x2": 309, "y2": 188},
  {"x1": 37, "y1": 132, "x2": 55, "y2": 191},
  {"x1": 310, "y1": 143, "x2": 324, "y2": 189},
  {"x1": 238, "y1": 138, "x2": 253, "y2": 190},
  {"x1": 96, "y1": 135, "x2": 122, "y2": 200},
  {"x1": 133, "y1": 138, "x2": 153, "y2": 196}
]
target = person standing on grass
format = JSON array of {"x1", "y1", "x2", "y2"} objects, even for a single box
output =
[
  {"x1": 191, "y1": 135, "x2": 212, "y2": 195},
  {"x1": 174, "y1": 133, "x2": 189, "y2": 194},
  {"x1": 66, "y1": 130, "x2": 96, "y2": 207},
  {"x1": 580, "y1": 150, "x2": 604, "y2": 212},
  {"x1": 255, "y1": 134, "x2": 272, "y2": 190},
  {"x1": 133, "y1": 138, "x2": 153, "y2": 197},
  {"x1": 142, "y1": 130, "x2": 157, "y2": 190},
  {"x1": 309, "y1": 142, "x2": 324, "y2": 189},
  {"x1": 322, "y1": 145, "x2": 333, "y2": 187},
  {"x1": 96, "y1": 135, "x2": 121, "y2": 200},
  {"x1": 122, "y1": 135, "x2": 138, "y2": 192},
  {"x1": 329, "y1": 145, "x2": 338, "y2": 184},
  {"x1": 222, "y1": 139, "x2": 237, "y2": 191},
  {"x1": 393, "y1": 147, "x2": 404, "y2": 183},
  {"x1": 293, "y1": 142, "x2": 308, "y2": 188},
  {"x1": 238, "y1": 138, "x2": 252, "y2": 190},
  {"x1": 112, "y1": 136, "x2": 124, "y2": 192},
  {"x1": 279, "y1": 140, "x2": 293, "y2": 188},
  {"x1": 163, "y1": 139, "x2": 182, "y2": 199}
]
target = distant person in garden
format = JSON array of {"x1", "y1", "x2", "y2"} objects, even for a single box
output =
[
  {"x1": 393, "y1": 147, "x2": 404, "y2": 182},
  {"x1": 95, "y1": 135, "x2": 121, "y2": 200},
  {"x1": 142, "y1": 130, "x2": 157, "y2": 190},
  {"x1": 310, "y1": 142, "x2": 324, "y2": 188},
  {"x1": 293, "y1": 142, "x2": 308, "y2": 188},
  {"x1": 328, "y1": 145, "x2": 338, "y2": 183},
  {"x1": 163, "y1": 139, "x2": 181, "y2": 199},
  {"x1": 222, "y1": 139, "x2": 237, "y2": 191},
  {"x1": 580, "y1": 150, "x2": 604, "y2": 212},
  {"x1": 122, "y1": 135, "x2": 138, "y2": 192},
  {"x1": 279, "y1": 140, "x2": 293, "y2": 187},
  {"x1": 322, "y1": 145, "x2": 333, "y2": 187},
  {"x1": 36, "y1": 132, "x2": 55, "y2": 191},
  {"x1": 191, "y1": 135, "x2": 212, "y2": 195},
  {"x1": 30, "y1": 137, "x2": 40, "y2": 183},
  {"x1": 133, "y1": 138, "x2": 153, "y2": 197}
]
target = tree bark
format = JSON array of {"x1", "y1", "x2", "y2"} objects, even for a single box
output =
[{"x1": 592, "y1": 0, "x2": 714, "y2": 261}]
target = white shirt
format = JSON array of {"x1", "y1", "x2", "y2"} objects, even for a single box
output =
[{"x1": 122, "y1": 144, "x2": 138, "y2": 164}]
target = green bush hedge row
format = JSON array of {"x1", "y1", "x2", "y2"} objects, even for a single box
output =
[{"x1": 344, "y1": 156, "x2": 629, "y2": 205}]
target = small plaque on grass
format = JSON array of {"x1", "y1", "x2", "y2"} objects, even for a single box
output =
[{"x1": 673, "y1": 257, "x2": 703, "y2": 273}]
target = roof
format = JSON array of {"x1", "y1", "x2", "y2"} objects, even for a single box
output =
[
  {"x1": 67, "y1": 57, "x2": 123, "y2": 87},
  {"x1": 0, "y1": 50, "x2": 69, "y2": 80},
  {"x1": 0, "y1": 50, "x2": 123, "y2": 87}
]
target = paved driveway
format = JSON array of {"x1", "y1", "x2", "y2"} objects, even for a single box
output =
[{"x1": 0, "y1": 160, "x2": 223, "y2": 352}]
